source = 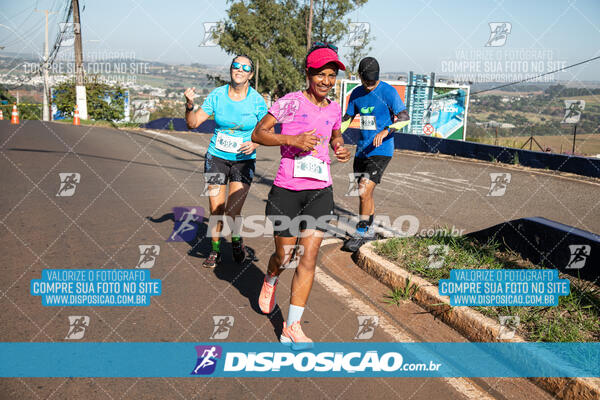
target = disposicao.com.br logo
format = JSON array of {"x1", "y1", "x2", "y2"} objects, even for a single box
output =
[
  {"x1": 190, "y1": 344, "x2": 442, "y2": 377},
  {"x1": 223, "y1": 351, "x2": 442, "y2": 373}
]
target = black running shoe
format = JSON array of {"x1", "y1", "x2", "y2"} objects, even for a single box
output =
[
  {"x1": 341, "y1": 226, "x2": 377, "y2": 253},
  {"x1": 232, "y1": 239, "x2": 247, "y2": 264},
  {"x1": 203, "y1": 250, "x2": 221, "y2": 268},
  {"x1": 342, "y1": 235, "x2": 366, "y2": 252}
]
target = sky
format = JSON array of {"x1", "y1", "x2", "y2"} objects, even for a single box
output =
[{"x1": 1, "y1": 0, "x2": 599, "y2": 82}]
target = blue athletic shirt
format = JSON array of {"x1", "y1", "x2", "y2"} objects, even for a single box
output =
[
  {"x1": 201, "y1": 84, "x2": 268, "y2": 161},
  {"x1": 346, "y1": 81, "x2": 406, "y2": 158}
]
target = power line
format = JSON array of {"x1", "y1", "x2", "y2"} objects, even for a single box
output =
[
  {"x1": 0, "y1": 15, "x2": 45, "y2": 49},
  {"x1": 45, "y1": 0, "x2": 73, "y2": 68},
  {"x1": 471, "y1": 55, "x2": 600, "y2": 95},
  {"x1": 0, "y1": 0, "x2": 61, "y2": 49},
  {"x1": 1, "y1": 1, "x2": 70, "y2": 90}
]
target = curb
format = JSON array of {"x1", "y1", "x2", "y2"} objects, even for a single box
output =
[{"x1": 356, "y1": 240, "x2": 600, "y2": 400}]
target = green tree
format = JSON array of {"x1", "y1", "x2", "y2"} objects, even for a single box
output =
[
  {"x1": 0, "y1": 84, "x2": 15, "y2": 103},
  {"x1": 311, "y1": 0, "x2": 368, "y2": 44},
  {"x1": 53, "y1": 79, "x2": 126, "y2": 121},
  {"x1": 0, "y1": 84, "x2": 42, "y2": 120},
  {"x1": 218, "y1": 0, "x2": 306, "y2": 97},
  {"x1": 217, "y1": 0, "x2": 367, "y2": 97}
]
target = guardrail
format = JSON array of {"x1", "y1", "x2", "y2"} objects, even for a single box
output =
[
  {"x1": 343, "y1": 128, "x2": 600, "y2": 178},
  {"x1": 467, "y1": 217, "x2": 599, "y2": 282},
  {"x1": 143, "y1": 119, "x2": 600, "y2": 179}
]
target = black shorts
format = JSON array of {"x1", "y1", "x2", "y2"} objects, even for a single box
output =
[
  {"x1": 204, "y1": 152, "x2": 255, "y2": 185},
  {"x1": 353, "y1": 156, "x2": 392, "y2": 185},
  {"x1": 265, "y1": 185, "x2": 334, "y2": 237}
]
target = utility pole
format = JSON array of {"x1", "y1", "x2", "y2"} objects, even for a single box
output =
[
  {"x1": 72, "y1": 0, "x2": 87, "y2": 119},
  {"x1": 35, "y1": 9, "x2": 56, "y2": 121},
  {"x1": 306, "y1": 0, "x2": 314, "y2": 50}
]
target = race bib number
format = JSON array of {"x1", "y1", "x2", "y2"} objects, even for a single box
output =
[
  {"x1": 293, "y1": 155, "x2": 328, "y2": 181},
  {"x1": 360, "y1": 115, "x2": 377, "y2": 130},
  {"x1": 215, "y1": 131, "x2": 243, "y2": 153}
]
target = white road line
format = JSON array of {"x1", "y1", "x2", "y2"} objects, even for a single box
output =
[
  {"x1": 414, "y1": 171, "x2": 489, "y2": 190},
  {"x1": 314, "y1": 243, "x2": 493, "y2": 400},
  {"x1": 386, "y1": 172, "x2": 482, "y2": 193},
  {"x1": 143, "y1": 129, "x2": 207, "y2": 154},
  {"x1": 381, "y1": 175, "x2": 446, "y2": 193}
]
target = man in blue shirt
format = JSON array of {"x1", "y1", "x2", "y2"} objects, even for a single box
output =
[{"x1": 341, "y1": 57, "x2": 410, "y2": 252}]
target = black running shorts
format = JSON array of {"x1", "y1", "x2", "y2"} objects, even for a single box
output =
[
  {"x1": 204, "y1": 152, "x2": 255, "y2": 185},
  {"x1": 352, "y1": 156, "x2": 392, "y2": 185},
  {"x1": 265, "y1": 185, "x2": 334, "y2": 237}
]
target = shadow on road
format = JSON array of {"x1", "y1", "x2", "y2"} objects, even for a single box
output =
[
  {"x1": 7, "y1": 147, "x2": 201, "y2": 174},
  {"x1": 147, "y1": 211, "x2": 285, "y2": 340}
]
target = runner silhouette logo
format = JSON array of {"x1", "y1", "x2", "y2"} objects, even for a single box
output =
[
  {"x1": 486, "y1": 22, "x2": 511, "y2": 47},
  {"x1": 200, "y1": 22, "x2": 224, "y2": 47},
  {"x1": 136, "y1": 245, "x2": 160, "y2": 269},
  {"x1": 346, "y1": 22, "x2": 370, "y2": 47},
  {"x1": 191, "y1": 345, "x2": 222, "y2": 375},
  {"x1": 345, "y1": 173, "x2": 370, "y2": 197},
  {"x1": 354, "y1": 315, "x2": 379, "y2": 339},
  {"x1": 65, "y1": 316, "x2": 89, "y2": 340},
  {"x1": 566, "y1": 244, "x2": 590, "y2": 269},
  {"x1": 427, "y1": 245, "x2": 449, "y2": 269},
  {"x1": 56, "y1": 173, "x2": 80, "y2": 197},
  {"x1": 498, "y1": 315, "x2": 520, "y2": 340},
  {"x1": 202, "y1": 173, "x2": 225, "y2": 196},
  {"x1": 210, "y1": 316, "x2": 234, "y2": 339},
  {"x1": 168, "y1": 207, "x2": 204, "y2": 242},
  {"x1": 281, "y1": 245, "x2": 304, "y2": 269},
  {"x1": 274, "y1": 99, "x2": 300, "y2": 123},
  {"x1": 487, "y1": 173, "x2": 511, "y2": 196}
]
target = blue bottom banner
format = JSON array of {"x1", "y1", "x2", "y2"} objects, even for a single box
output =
[{"x1": 1, "y1": 342, "x2": 598, "y2": 377}]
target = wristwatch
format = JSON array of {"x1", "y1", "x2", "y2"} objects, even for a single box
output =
[{"x1": 185, "y1": 102, "x2": 194, "y2": 112}]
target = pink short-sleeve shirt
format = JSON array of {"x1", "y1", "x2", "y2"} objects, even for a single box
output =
[{"x1": 268, "y1": 91, "x2": 342, "y2": 191}]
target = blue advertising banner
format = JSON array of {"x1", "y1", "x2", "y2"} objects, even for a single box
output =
[{"x1": 1, "y1": 342, "x2": 598, "y2": 378}]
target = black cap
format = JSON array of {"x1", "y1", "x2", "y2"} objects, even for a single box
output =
[{"x1": 358, "y1": 57, "x2": 380, "y2": 81}]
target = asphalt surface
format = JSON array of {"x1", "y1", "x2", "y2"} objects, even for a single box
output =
[{"x1": 1, "y1": 120, "x2": 597, "y2": 399}]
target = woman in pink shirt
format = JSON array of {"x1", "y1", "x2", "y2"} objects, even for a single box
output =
[{"x1": 251, "y1": 43, "x2": 351, "y2": 349}]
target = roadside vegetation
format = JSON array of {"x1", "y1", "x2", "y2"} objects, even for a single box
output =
[{"x1": 374, "y1": 232, "x2": 600, "y2": 342}]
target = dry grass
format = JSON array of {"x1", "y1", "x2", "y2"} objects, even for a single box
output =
[{"x1": 471, "y1": 133, "x2": 600, "y2": 156}]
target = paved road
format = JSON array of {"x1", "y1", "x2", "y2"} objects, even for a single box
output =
[{"x1": 2, "y1": 120, "x2": 595, "y2": 399}]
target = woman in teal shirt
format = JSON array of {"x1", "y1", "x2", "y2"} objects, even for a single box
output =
[{"x1": 184, "y1": 55, "x2": 267, "y2": 268}]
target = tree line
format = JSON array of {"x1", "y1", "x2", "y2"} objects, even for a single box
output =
[{"x1": 215, "y1": 0, "x2": 371, "y2": 97}]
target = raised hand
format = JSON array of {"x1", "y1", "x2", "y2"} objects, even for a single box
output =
[{"x1": 184, "y1": 87, "x2": 196, "y2": 105}]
